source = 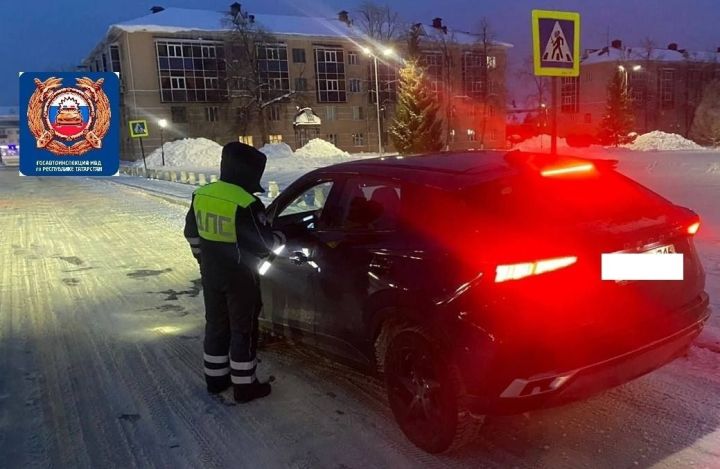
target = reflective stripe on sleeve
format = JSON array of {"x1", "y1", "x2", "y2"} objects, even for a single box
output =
[
  {"x1": 231, "y1": 374, "x2": 255, "y2": 384},
  {"x1": 230, "y1": 359, "x2": 257, "y2": 370},
  {"x1": 203, "y1": 353, "x2": 229, "y2": 364},
  {"x1": 186, "y1": 237, "x2": 200, "y2": 244},
  {"x1": 204, "y1": 367, "x2": 230, "y2": 377}
]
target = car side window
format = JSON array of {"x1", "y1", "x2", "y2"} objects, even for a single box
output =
[
  {"x1": 277, "y1": 181, "x2": 334, "y2": 222},
  {"x1": 334, "y1": 178, "x2": 402, "y2": 231}
]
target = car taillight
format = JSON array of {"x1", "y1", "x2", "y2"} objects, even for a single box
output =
[
  {"x1": 540, "y1": 163, "x2": 594, "y2": 177},
  {"x1": 687, "y1": 221, "x2": 700, "y2": 235},
  {"x1": 495, "y1": 256, "x2": 578, "y2": 283}
]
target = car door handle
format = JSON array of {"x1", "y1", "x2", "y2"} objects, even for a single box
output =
[{"x1": 289, "y1": 251, "x2": 309, "y2": 265}]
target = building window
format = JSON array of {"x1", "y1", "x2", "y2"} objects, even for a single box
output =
[
  {"x1": 421, "y1": 52, "x2": 442, "y2": 95},
  {"x1": 661, "y1": 68, "x2": 675, "y2": 109},
  {"x1": 467, "y1": 129, "x2": 476, "y2": 141},
  {"x1": 449, "y1": 129, "x2": 456, "y2": 143},
  {"x1": 268, "y1": 134, "x2": 283, "y2": 143},
  {"x1": 268, "y1": 105, "x2": 281, "y2": 121},
  {"x1": 101, "y1": 53, "x2": 108, "y2": 72},
  {"x1": 156, "y1": 40, "x2": 225, "y2": 102},
  {"x1": 352, "y1": 133, "x2": 365, "y2": 146},
  {"x1": 369, "y1": 61, "x2": 398, "y2": 104},
  {"x1": 170, "y1": 76, "x2": 186, "y2": 90},
  {"x1": 486, "y1": 56, "x2": 497, "y2": 69},
  {"x1": 239, "y1": 135, "x2": 253, "y2": 146},
  {"x1": 205, "y1": 106, "x2": 219, "y2": 122},
  {"x1": 326, "y1": 106, "x2": 336, "y2": 120},
  {"x1": 294, "y1": 77, "x2": 307, "y2": 91},
  {"x1": 171, "y1": 106, "x2": 187, "y2": 123},
  {"x1": 352, "y1": 106, "x2": 364, "y2": 120},
  {"x1": 349, "y1": 78, "x2": 362, "y2": 93},
  {"x1": 292, "y1": 48, "x2": 306, "y2": 63},
  {"x1": 629, "y1": 72, "x2": 646, "y2": 106},
  {"x1": 561, "y1": 76, "x2": 579, "y2": 113},
  {"x1": 490, "y1": 129, "x2": 497, "y2": 141},
  {"x1": 315, "y1": 47, "x2": 346, "y2": 102},
  {"x1": 109, "y1": 45, "x2": 122, "y2": 74},
  {"x1": 348, "y1": 51, "x2": 358, "y2": 65},
  {"x1": 463, "y1": 51, "x2": 487, "y2": 97},
  {"x1": 326, "y1": 133, "x2": 337, "y2": 145},
  {"x1": 257, "y1": 44, "x2": 290, "y2": 100}
]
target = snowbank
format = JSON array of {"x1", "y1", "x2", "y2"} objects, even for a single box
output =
[
  {"x1": 259, "y1": 142, "x2": 294, "y2": 159},
  {"x1": 144, "y1": 138, "x2": 222, "y2": 167},
  {"x1": 295, "y1": 138, "x2": 350, "y2": 158},
  {"x1": 512, "y1": 134, "x2": 572, "y2": 152},
  {"x1": 621, "y1": 131, "x2": 706, "y2": 151}
]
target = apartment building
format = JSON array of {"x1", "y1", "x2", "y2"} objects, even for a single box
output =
[
  {"x1": 82, "y1": 5, "x2": 510, "y2": 159},
  {"x1": 557, "y1": 40, "x2": 720, "y2": 140}
]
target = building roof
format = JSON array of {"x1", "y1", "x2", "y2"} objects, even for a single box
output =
[
  {"x1": 583, "y1": 45, "x2": 720, "y2": 65},
  {"x1": 0, "y1": 106, "x2": 19, "y2": 117},
  {"x1": 113, "y1": 7, "x2": 363, "y2": 39}
]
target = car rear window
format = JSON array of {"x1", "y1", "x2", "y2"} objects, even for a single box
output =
[{"x1": 461, "y1": 169, "x2": 672, "y2": 225}]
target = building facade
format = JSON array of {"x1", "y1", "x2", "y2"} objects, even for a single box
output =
[
  {"x1": 556, "y1": 40, "x2": 720, "y2": 140},
  {"x1": 82, "y1": 5, "x2": 510, "y2": 159}
]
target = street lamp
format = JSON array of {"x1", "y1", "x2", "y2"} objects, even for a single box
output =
[
  {"x1": 364, "y1": 46, "x2": 394, "y2": 157},
  {"x1": 158, "y1": 118, "x2": 168, "y2": 166}
]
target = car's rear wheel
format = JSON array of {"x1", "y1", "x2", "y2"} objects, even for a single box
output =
[{"x1": 383, "y1": 326, "x2": 482, "y2": 453}]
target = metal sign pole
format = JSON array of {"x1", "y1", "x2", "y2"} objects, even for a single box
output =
[
  {"x1": 139, "y1": 137, "x2": 147, "y2": 177},
  {"x1": 551, "y1": 76, "x2": 558, "y2": 155}
]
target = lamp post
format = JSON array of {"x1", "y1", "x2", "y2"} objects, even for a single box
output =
[
  {"x1": 618, "y1": 65, "x2": 642, "y2": 96},
  {"x1": 158, "y1": 119, "x2": 167, "y2": 166},
  {"x1": 363, "y1": 46, "x2": 394, "y2": 157}
]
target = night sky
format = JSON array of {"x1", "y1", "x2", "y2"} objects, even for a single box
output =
[{"x1": 1, "y1": 0, "x2": 718, "y2": 106}]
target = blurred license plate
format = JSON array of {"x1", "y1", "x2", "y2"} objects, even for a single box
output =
[{"x1": 645, "y1": 244, "x2": 676, "y2": 254}]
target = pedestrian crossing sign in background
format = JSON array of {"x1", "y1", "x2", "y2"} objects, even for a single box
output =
[
  {"x1": 128, "y1": 119, "x2": 149, "y2": 138},
  {"x1": 532, "y1": 10, "x2": 580, "y2": 77}
]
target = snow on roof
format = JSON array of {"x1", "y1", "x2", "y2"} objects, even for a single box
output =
[
  {"x1": 420, "y1": 24, "x2": 513, "y2": 48},
  {"x1": 113, "y1": 7, "x2": 362, "y2": 39},
  {"x1": 583, "y1": 46, "x2": 719, "y2": 65}
]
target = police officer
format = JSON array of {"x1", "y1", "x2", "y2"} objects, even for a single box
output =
[{"x1": 184, "y1": 142, "x2": 281, "y2": 403}]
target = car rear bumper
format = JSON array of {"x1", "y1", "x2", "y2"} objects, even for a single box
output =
[{"x1": 462, "y1": 292, "x2": 710, "y2": 415}]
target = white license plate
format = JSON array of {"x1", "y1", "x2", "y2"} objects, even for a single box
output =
[{"x1": 644, "y1": 244, "x2": 676, "y2": 254}]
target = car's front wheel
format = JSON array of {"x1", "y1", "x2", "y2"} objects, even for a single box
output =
[{"x1": 383, "y1": 326, "x2": 482, "y2": 453}]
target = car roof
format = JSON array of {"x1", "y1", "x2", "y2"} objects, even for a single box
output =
[{"x1": 309, "y1": 151, "x2": 518, "y2": 190}]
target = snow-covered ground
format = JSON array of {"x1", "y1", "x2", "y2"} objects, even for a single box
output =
[{"x1": 1, "y1": 147, "x2": 718, "y2": 468}]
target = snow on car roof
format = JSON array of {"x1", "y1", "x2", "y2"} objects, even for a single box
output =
[{"x1": 113, "y1": 7, "x2": 362, "y2": 38}]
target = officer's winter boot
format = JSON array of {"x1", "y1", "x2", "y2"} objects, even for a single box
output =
[
  {"x1": 206, "y1": 375, "x2": 231, "y2": 394},
  {"x1": 234, "y1": 380, "x2": 272, "y2": 403}
]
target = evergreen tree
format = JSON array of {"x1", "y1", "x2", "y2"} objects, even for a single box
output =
[
  {"x1": 598, "y1": 70, "x2": 635, "y2": 146},
  {"x1": 689, "y1": 79, "x2": 720, "y2": 147},
  {"x1": 389, "y1": 60, "x2": 443, "y2": 154}
]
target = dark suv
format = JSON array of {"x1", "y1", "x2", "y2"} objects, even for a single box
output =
[{"x1": 261, "y1": 151, "x2": 710, "y2": 453}]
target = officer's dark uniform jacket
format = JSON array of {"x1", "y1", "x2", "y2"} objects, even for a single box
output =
[{"x1": 183, "y1": 143, "x2": 276, "y2": 390}]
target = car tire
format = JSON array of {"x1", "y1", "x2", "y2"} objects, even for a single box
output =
[{"x1": 383, "y1": 325, "x2": 483, "y2": 453}]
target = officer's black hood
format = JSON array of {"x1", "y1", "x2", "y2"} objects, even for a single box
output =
[{"x1": 220, "y1": 142, "x2": 267, "y2": 193}]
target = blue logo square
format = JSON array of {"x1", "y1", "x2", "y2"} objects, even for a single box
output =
[{"x1": 19, "y1": 72, "x2": 120, "y2": 176}]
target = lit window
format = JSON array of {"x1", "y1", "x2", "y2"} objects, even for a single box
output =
[
  {"x1": 467, "y1": 129, "x2": 476, "y2": 141},
  {"x1": 268, "y1": 134, "x2": 283, "y2": 143},
  {"x1": 239, "y1": 135, "x2": 254, "y2": 146}
]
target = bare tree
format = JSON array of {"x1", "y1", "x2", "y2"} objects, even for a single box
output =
[
  {"x1": 355, "y1": 1, "x2": 400, "y2": 41},
  {"x1": 515, "y1": 55, "x2": 548, "y2": 109},
  {"x1": 638, "y1": 37, "x2": 657, "y2": 132},
  {"x1": 472, "y1": 17, "x2": 503, "y2": 148},
  {"x1": 222, "y1": 4, "x2": 295, "y2": 145}
]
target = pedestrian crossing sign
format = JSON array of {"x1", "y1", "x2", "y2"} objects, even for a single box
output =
[
  {"x1": 532, "y1": 10, "x2": 580, "y2": 77},
  {"x1": 128, "y1": 119, "x2": 149, "y2": 138}
]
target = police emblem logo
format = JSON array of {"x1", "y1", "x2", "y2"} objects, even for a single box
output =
[{"x1": 27, "y1": 76, "x2": 111, "y2": 156}]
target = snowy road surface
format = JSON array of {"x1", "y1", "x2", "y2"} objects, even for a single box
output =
[{"x1": 1, "y1": 150, "x2": 719, "y2": 468}]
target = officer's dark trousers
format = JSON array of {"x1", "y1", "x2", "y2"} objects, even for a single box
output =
[{"x1": 201, "y1": 263, "x2": 261, "y2": 389}]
